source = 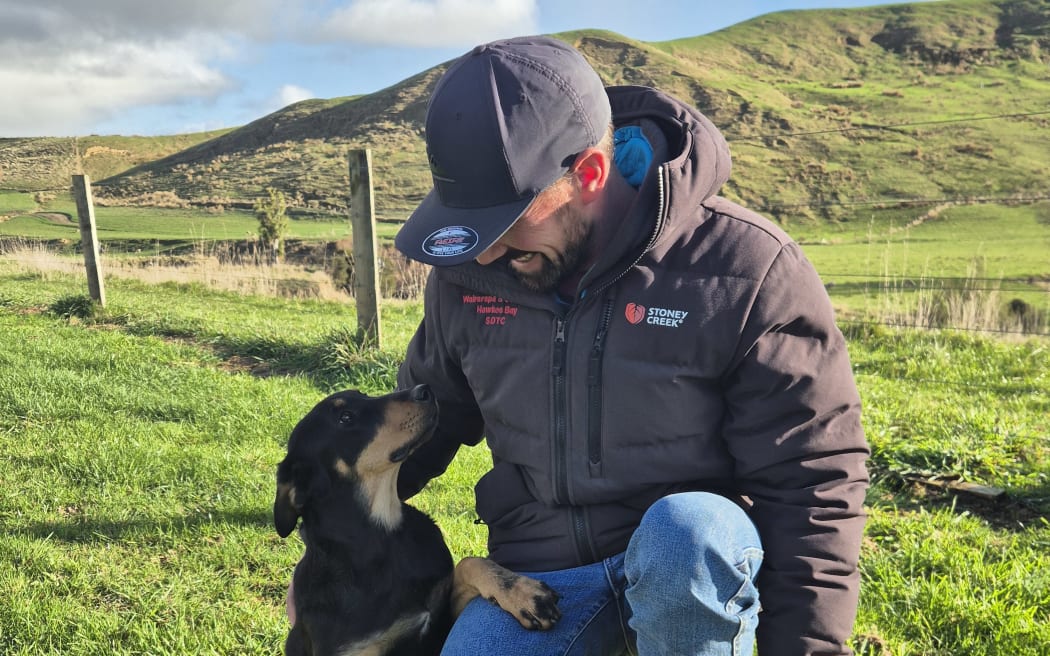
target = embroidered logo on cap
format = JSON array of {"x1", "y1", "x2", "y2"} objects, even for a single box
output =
[{"x1": 423, "y1": 226, "x2": 479, "y2": 258}]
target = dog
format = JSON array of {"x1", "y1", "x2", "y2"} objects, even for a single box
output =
[{"x1": 274, "y1": 384, "x2": 561, "y2": 655}]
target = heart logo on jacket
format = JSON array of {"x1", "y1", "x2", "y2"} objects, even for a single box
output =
[{"x1": 625, "y1": 303, "x2": 646, "y2": 325}]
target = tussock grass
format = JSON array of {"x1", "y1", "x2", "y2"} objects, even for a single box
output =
[{"x1": 0, "y1": 241, "x2": 347, "y2": 302}]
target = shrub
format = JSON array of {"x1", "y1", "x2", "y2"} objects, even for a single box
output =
[{"x1": 254, "y1": 187, "x2": 289, "y2": 263}]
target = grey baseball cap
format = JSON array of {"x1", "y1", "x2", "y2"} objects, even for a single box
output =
[{"x1": 395, "y1": 36, "x2": 611, "y2": 266}]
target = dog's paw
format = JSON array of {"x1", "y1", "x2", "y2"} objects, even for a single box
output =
[
  {"x1": 505, "y1": 576, "x2": 561, "y2": 631},
  {"x1": 454, "y1": 556, "x2": 562, "y2": 630}
]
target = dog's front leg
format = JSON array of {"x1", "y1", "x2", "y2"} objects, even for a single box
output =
[
  {"x1": 284, "y1": 623, "x2": 308, "y2": 656},
  {"x1": 451, "y1": 557, "x2": 561, "y2": 630}
]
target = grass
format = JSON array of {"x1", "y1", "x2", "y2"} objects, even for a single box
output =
[
  {"x1": 793, "y1": 202, "x2": 1050, "y2": 280},
  {"x1": 4, "y1": 197, "x2": 1048, "y2": 331},
  {"x1": 0, "y1": 262, "x2": 1048, "y2": 654},
  {"x1": 0, "y1": 196, "x2": 402, "y2": 244},
  {"x1": 790, "y1": 202, "x2": 1050, "y2": 327}
]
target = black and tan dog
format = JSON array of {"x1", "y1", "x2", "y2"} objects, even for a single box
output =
[{"x1": 275, "y1": 385, "x2": 560, "y2": 655}]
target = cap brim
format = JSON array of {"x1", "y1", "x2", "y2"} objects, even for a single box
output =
[{"x1": 395, "y1": 189, "x2": 534, "y2": 266}]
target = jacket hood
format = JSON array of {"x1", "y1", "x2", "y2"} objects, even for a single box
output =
[
  {"x1": 607, "y1": 85, "x2": 732, "y2": 234},
  {"x1": 566, "y1": 85, "x2": 731, "y2": 289}
]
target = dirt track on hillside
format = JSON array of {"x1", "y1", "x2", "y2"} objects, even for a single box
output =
[{"x1": 33, "y1": 212, "x2": 76, "y2": 224}]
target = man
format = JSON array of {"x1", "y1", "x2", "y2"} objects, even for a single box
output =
[{"x1": 391, "y1": 35, "x2": 869, "y2": 655}]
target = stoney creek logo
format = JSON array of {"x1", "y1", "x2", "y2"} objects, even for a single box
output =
[
  {"x1": 625, "y1": 302, "x2": 689, "y2": 328},
  {"x1": 625, "y1": 303, "x2": 646, "y2": 324}
]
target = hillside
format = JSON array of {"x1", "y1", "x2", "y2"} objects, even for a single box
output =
[
  {"x1": 5, "y1": 0, "x2": 1050, "y2": 225},
  {"x1": 0, "y1": 131, "x2": 231, "y2": 196}
]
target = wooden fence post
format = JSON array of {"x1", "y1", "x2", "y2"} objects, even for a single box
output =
[
  {"x1": 71, "y1": 174, "x2": 106, "y2": 307},
  {"x1": 348, "y1": 149, "x2": 381, "y2": 348}
]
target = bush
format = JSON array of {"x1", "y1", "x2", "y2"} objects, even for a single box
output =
[
  {"x1": 254, "y1": 187, "x2": 288, "y2": 263},
  {"x1": 49, "y1": 294, "x2": 100, "y2": 320}
]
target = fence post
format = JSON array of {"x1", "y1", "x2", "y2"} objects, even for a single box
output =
[
  {"x1": 71, "y1": 174, "x2": 106, "y2": 307},
  {"x1": 348, "y1": 149, "x2": 382, "y2": 348}
]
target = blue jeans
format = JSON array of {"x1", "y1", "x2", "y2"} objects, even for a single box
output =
[{"x1": 441, "y1": 492, "x2": 763, "y2": 656}]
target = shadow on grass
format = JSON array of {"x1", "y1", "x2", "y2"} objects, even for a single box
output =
[
  {"x1": 15, "y1": 507, "x2": 275, "y2": 544},
  {"x1": 116, "y1": 317, "x2": 402, "y2": 392},
  {"x1": 39, "y1": 292, "x2": 401, "y2": 392},
  {"x1": 868, "y1": 467, "x2": 1050, "y2": 532},
  {"x1": 203, "y1": 330, "x2": 402, "y2": 393}
]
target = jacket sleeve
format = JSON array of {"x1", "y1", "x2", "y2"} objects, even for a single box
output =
[
  {"x1": 722, "y1": 243, "x2": 869, "y2": 656},
  {"x1": 396, "y1": 271, "x2": 486, "y2": 500}
]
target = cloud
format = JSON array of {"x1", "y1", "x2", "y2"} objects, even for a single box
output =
[
  {"x1": 0, "y1": 32, "x2": 234, "y2": 137},
  {"x1": 0, "y1": 0, "x2": 537, "y2": 136},
  {"x1": 272, "y1": 84, "x2": 316, "y2": 110},
  {"x1": 0, "y1": 0, "x2": 284, "y2": 41},
  {"x1": 319, "y1": 0, "x2": 539, "y2": 47},
  {"x1": 0, "y1": 1, "x2": 256, "y2": 136}
]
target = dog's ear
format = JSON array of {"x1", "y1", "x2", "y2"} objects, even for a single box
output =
[
  {"x1": 274, "y1": 460, "x2": 332, "y2": 538},
  {"x1": 274, "y1": 481, "x2": 300, "y2": 538}
]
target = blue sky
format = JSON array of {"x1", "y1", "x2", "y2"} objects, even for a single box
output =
[{"x1": 0, "y1": 0, "x2": 910, "y2": 138}]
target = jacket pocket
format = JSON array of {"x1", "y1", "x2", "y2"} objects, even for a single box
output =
[{"x1": 474, "y1": 462, "x2": 537, "y2": 528}]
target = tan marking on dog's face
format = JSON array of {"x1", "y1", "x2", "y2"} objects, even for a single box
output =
[
  {"x1": 352, "y1": 398, "x2": 433, "y2": 530},
  {"x1": 332, "y1": 397, "x2": 347, "y2": 408},
  {"x1": 334, "y1": 457, "x2": 352, "y2": 478},
  {"x1": 354, "y1": 399, "x2": 431, "y2": 475}
]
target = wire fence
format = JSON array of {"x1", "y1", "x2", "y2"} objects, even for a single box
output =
[{"x1": 4, "y1": 234, "x2": 1047, "y2": 338}]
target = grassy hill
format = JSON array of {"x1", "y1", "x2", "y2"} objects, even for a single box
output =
[
  {"x1": 0, "y1": 131, "x2": 231, "y2": 195},
  {"x1": 2, "y1": 0, "x2": 1049, "y2": 226}
]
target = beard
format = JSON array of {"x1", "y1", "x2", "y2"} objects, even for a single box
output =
[{"x1": 505, "y1": 208, "x2": 591, "y2": 293}]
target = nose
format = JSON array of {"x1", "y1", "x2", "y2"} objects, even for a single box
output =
[
  {"x1": 410, "y1": 384, "x2": 431, "y2": 402},
  {"x1": 475, "y1": 241, "x2": 507, "y2": 266}
]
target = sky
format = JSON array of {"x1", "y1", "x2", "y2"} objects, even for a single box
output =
[{"x1": 1, "y1": 0, "x2": 904, "y2": 138}]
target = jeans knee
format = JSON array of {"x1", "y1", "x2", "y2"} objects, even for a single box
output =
[
  {"x1": 627, "y1": 493, "x2": 762, "y2": 579},
  {"x1": 623, "y1": 494, "x2": 762, "y2": 655}
]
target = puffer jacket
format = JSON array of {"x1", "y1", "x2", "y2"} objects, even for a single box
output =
[{"x1": 397, "y1": 85, "x2": 870, "y2": 655}]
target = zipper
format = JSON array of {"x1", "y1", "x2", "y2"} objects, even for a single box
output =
[
  {"x1": 552, "y1": 166, "x2": 669, "y2": 565},
  {"x1": 590, "y1": 164, "x2": 668, "y2": 300},
  {"x1": 553, "y1": 316, "x2": 600, "y2": 566},
  {"x1": 571, "y1": 506, "x2": 599, "y2": 566},
  {"x1": 551, "y1": 318, "x2": 569, "y2": 506},
  {"x1": 587, "y1": 298, "x2": 615, "y2": 477}
]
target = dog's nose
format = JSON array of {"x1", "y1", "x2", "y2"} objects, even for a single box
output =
[{"x1": 411, "y1": 384, "x2": 432, "y2": 401}]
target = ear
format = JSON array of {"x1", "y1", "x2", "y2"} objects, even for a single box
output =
[
  {"x1": 570, "y1": 148, "x2": 612, "y2": 198},
  {"x1": 274, "y1": 460, "x2": 331, "y2": 538}
]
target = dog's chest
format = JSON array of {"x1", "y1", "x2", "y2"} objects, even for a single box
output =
[{"x1": 334, "y1": 611, "x2": 431, "y2": 656}]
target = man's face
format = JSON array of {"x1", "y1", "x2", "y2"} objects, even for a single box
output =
[{"x1": 474, "y1": 181, "x2": 591, "y2": 293}]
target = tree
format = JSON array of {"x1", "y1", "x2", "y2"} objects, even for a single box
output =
[{"x1": 254, "y1": 187, "x2": 288, "y2": 263}]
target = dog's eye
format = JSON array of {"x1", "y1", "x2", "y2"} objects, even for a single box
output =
[{"x1": 338, "y1": 411, "x2": 357, "y2": 425}]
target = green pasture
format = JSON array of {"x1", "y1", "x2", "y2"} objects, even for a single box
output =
[
  {"x1": 0, "y1": 191, "x2": 403, "y2": 244},
  {"x1": 0, "y1": 264, "x2": 1048, "y2": 655},
  {"x1": 2, "y1": 197, "x2": 1048, "y2": 334},
  {"x1": 0, "y1": 191, "x2": 38, "y2": 214},
  {"x1": 794, "y1": 203, "x2": 1050, "y2": 280},
  {"x1": 788, "y1": 202, "x2": 1050, "y2": 320}
]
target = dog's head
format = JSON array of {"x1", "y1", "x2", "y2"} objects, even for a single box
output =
[{"x1": 274, "y1": 385, "x2": 438, "y2": 538}]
